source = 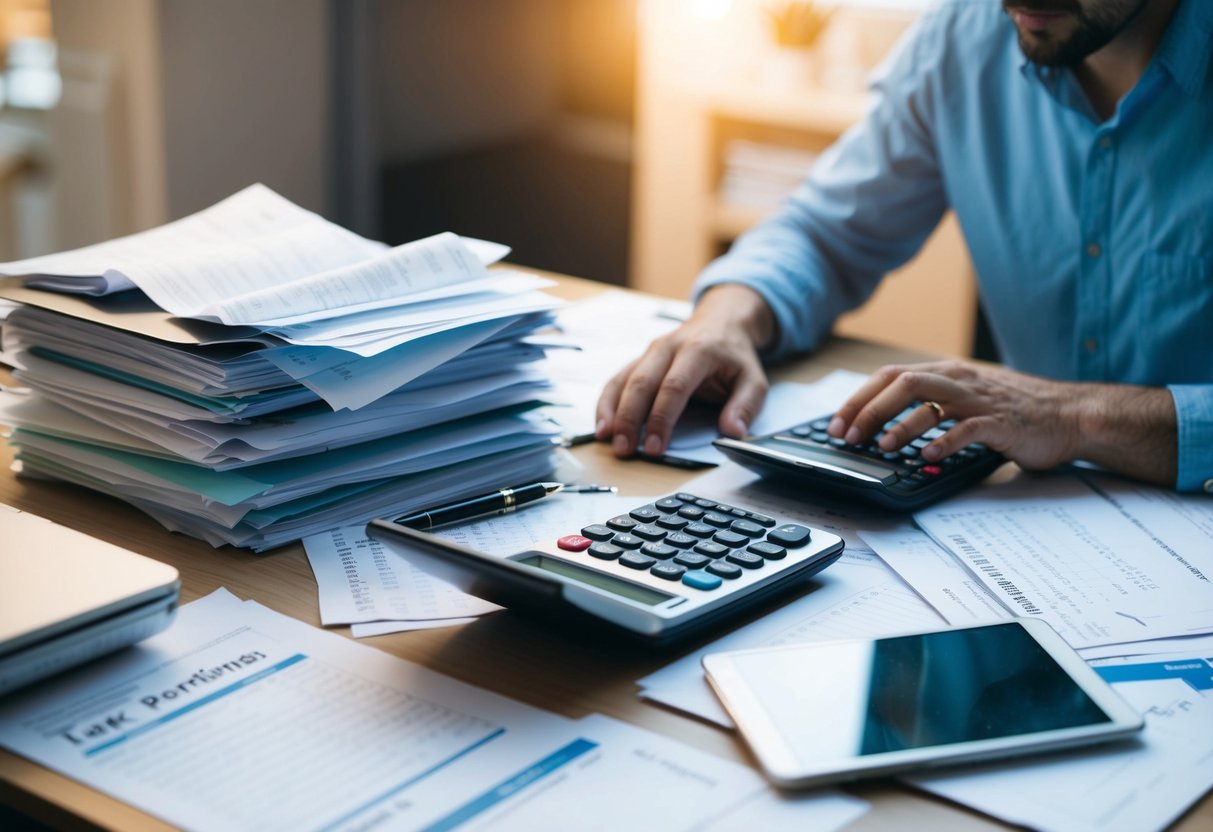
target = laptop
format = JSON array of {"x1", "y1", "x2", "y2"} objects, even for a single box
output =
[{"x1": 0, "y1": 503, "x2": 180, "y2": 696}]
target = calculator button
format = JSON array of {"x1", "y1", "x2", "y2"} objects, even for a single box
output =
[
  {"x1": 748, "y1": 513, "x2": 777, "y2": 528},
  {"x1": 677, "y1": 506, "x2": 705, "y2": 521},
  {"x1": 675, "y1": 492, "x2": 698, "y2": 503},
  {"x1": 791, "y1": 425, "x2": 812, "y2": 437},
  {"x1": 682, "y1": 570, "x2": 723, "y2": 591},
  {"x1": 674, "y1": 552, "x2": 711, "y2": 569},
  {"x1": 810, "y1": 431, "x2": 829, "y2": 443},
  {"x1": 684, "y1": 522, "x2": 715, "y2": 538},
  {"x1": 809, "y1": 417, "x2": 831, "y2": 431},
  {"x1": 706, "y1": 561, "x2": 743, "y2": 579},
  {"x1": 828, "y1": 436, "x2": 849, "y2": 448},
  {"x1": 632, "y1": 524, "x2": 667, "y2": 541},
  {"x1": 899, "y1": 446, "x2": 920, "y2": 459},
  {"x1": 694, "y1": 498, "x2": 716, "y2": 508},
  {"x1": 655, "y1": 498, "x2": 683, "y2": 512},
  {"x1": 747, "y1": 541, "x2": 787, "y2": 560},
  {"x1": 606, "y1": 515, "x2": 638, "y2": 532},
  {"x1": 651, "y1": 563, "x2": 686, "y2": 581},
  {"x1": 729, "y1": 519, "x2": 764, "y2": 537},
  {"x1": 656, "y1": 515, "x2": 689, "y2": 531},
  {"x1": 629, "y1": 507, "x2": 661, "y2": 524},
  {"x1": 641, "y1": 542, "x2": 678, "y2": 560},
  {"x1": 580, "y1": 524, "x2": 614, "y2": 541},
  {"x1": 619, "y1": 552, "x2": 657, "y2": 570},
  {"x1": 922, "y1": 465, "x2": 943, "y2": 476},
  {"x1": 611, "y1": 533, "x2": 643, "y2": 549},
  {"x1": 725, "y1": 551, "x2": 765, "y2": 569},
  {"x1": 557, "y1": 535, "x2": 592, "y2": 552},
  {"x1": 694, "y1": 541, "x2": 728, "y2": 557},
  {"x1": 588, "y1": 542, "x2": 623, "y2": 560},
  {"x1": 702, "y1": 512, "x2": 732, "y2": 528},
  {"x1": 713, "y1": 530, "x2": 748, "y2": 548},
  {"x1": 664, "y1": 532, "x2": 696, "y2": 549},
  {"x1": 767, "y1": 524, "x2": 812, "y2": 548},
  {"x1": 729, "y1": 508, "x2": 748, "y2": 518}
]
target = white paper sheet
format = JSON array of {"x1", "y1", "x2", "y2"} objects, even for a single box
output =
[
  {"x1": 909, "y1": 678, "x2": 1213, "y2": 832},
  {"x1": 861, "y1": 525, "x2": 1014, "y2": 625},
  {"x1": 914, "y1": 474, "x2": 1213, "y2": 649},
  {"x1": 639, "y1": 550, "x2": 947, "y2": 727},
  {"x1": 303, "y1": 492, "x2": 647, "y2": 634},
  {"x1": 666, "y1": 369, "x2": 868, "y2": 465},
  {"x1": 0, "y1": 589, "x2": 865, "y2": 832}
]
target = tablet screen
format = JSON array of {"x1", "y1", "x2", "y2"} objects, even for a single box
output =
[{"x1": 722, "y1": 623, "x2": 1111, "y2": 760}]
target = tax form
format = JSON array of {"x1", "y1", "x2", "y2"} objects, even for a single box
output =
[
  {"x1": 914, "y1": 473, "x2": 1213, "y2": 649},
  {"x1": 0, "y1": 589, "x2": 869, "y2": 832}
]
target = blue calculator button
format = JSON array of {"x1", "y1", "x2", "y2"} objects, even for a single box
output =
[{"x1": 682, "y1": 570, "x2": 723, "y2": 591}]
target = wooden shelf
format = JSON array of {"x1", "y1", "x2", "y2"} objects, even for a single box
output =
[{"x1": 705, "y1": 84, "x2": 869, "y2": 135}]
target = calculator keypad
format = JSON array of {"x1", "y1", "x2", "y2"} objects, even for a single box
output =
[
  {"x1": 780, "y1": 410, "x2": 994, "y2": 492},
  {"x1": 559, "y1": 493, "x2": 813, "y2": 593}
]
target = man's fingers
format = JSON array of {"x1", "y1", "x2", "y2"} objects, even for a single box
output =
[
  {"x1": 595, "y1": 359, "x2": 639, "y2": 439},
  {"x1": 719, "y1": 362, "x2": 768, "y2": 439},
  {"x1": 845, "y1": 372, "x2": 959, "y2": 445},
  {"x1": 640, "y1": 352, "x2": 714, "y2": 455},
  {"x1": 829, "y1": 365, "x2": 906, "y2": 435},
  {"x1": 610, "y1": 343, "x2": 677, "y2": 457},
  {"x1": 921, "y1": 415, "x2": 996, "y2": 461}
]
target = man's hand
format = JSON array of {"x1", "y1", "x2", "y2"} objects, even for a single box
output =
[
  {"x1": 596, "y1": 284, "x2": 776, "y2": 458},
  {"x1": 828, "y1": 360, "x2": 1178, "y2": 487}
]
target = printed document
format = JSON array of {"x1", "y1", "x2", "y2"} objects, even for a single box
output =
[
  {"x1": 910, "y1": 677, "x2": 1213, "y2": 832},
  {"x1": 914, "y1": 473, "x2": 1213, "y2": 649},
  {"x1": 0, "y1": 589, "x2": 868, "y2": 831},
  {"x1": 303, "y1": 491, "x2": 635, "y2": 635},
  {"x1": 639, "y1": 549, "x2": 946, "y2": 727}
]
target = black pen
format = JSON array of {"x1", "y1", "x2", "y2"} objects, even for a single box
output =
[{"x1": 393, "y1": 482, "x2": 564, "y2": 530}]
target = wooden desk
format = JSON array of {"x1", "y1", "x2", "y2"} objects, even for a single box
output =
[{"x1": 1, "y1": 276, "x2": 1209, "y2": 831}]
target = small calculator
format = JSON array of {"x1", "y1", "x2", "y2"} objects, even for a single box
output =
[
  {"x1": 367, "y1": 492, "x2": 844, "y2": 645},
  {"x1": 714, "y1": 411, "x2": 1005, "y2": 510}
]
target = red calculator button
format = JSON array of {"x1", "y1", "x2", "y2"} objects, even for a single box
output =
[
  {"x1": 922, "y1": 465, "x2": 943, "y2": 476},
  {"x1": 557, "y1": 534, "x2": 593, "y2": 552}
]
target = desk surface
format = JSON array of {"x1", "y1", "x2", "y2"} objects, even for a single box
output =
[{"x1": 1, "y1": 275, "x2": 1209, "y2": 831}]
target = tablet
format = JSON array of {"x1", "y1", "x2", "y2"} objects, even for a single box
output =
[{"x1": 702, "y1": 620, "x2": 1143, "y2": 788}]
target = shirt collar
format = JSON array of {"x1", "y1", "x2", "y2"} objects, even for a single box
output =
[
  {"x1": 1152, "y1": 0, "x2": 1213, "y2": 99},
  {"x1": 1016, "y1": 0, "x2": 1212, "y2": 101}
]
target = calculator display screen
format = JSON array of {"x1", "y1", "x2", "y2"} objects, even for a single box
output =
[{"x1": 518, "y1": 554, "x2": 672, "y2": 606}]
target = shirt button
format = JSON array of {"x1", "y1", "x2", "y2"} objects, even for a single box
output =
[
  {"x1": 1083, "y1": 338, "x2": 1099, "y2": 353},
  {"x1": 1087, "y1": 243, "x2": 1102, "y2": 257},
  {"x1": 1204, "y1": 479, "x2": 1213, "y2": 494},
  {"x1": 1098, "y1": 135, "x2": 1113, "y2": 150}
]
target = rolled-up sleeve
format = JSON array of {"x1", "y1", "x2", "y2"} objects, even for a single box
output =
[{"x1": 1168, "y1": 385, "x2": 1213, "y2": 492}]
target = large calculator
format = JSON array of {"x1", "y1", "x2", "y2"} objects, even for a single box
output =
[{"x1": 367, "y1": 492, "x2": 844, "y2": 645}]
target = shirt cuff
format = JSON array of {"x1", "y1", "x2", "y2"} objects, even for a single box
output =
[{"x1": 1168, "y1": 384, "x2": 1213, "y2": 493}]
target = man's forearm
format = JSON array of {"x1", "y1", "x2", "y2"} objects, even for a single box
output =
[{"x1": 1070, "y1": 383, "x2": 1177, "y2": 487}]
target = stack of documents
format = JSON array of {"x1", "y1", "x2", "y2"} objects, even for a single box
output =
[{"x1": 0, "y1": 185, "x2": 564, "y2": 550}]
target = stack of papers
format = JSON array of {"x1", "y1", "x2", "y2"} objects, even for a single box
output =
[{"x1": 0, "y1": 185, "x2": 565, "y2": 550}]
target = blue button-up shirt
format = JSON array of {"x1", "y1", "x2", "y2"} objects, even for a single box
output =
[{"x1": 695, "y1": 0, "x2": 1213, "y2": 491}]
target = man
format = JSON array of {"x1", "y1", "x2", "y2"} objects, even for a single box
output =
[{"x1": 596, "y1": 0, "x2": 1212, "y2": 492}]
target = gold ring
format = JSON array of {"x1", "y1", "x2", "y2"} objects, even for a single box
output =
[{"x1": 923, "y1": 400, "x2": 945, "y2": 421}]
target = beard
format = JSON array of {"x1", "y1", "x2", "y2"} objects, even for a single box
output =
[{"x1": 1003, "y1": 0, "x2": 1149, "y2": 67}]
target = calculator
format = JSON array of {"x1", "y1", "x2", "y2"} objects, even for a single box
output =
[
  {"x1": 713, "y1": 411, "x2": 1006, "y2": 511},
  {"x1": 367, "y1": 492, "x2": 844, "y2": 645}
]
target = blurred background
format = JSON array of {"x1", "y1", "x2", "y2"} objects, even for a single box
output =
[{"x1": 0, "y1": 0, "x2": 984, "y2": 358}]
